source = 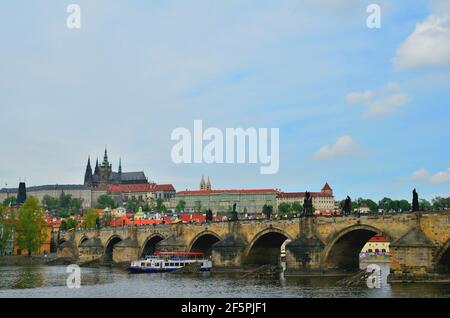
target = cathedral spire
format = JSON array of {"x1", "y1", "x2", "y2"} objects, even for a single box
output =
[
  {"x1": 84, "y1": 156, "x2": 93, "y2": 187},
  {"x1": 102, "y1": 147, "x2": 110, "y2": 167},
  {"x1": 200, "y1": 175, "x2": 206, "y2": 190},
  {"x1": 94, "y1": 158, "x2": 99, "y2": 175},
  {"x1": 118, "y1": 158, "x2": 122, "y2": 174}
]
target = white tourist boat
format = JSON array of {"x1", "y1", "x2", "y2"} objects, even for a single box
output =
[{"x1": 129, "y1": 252, "x2": 212, "y2": 273}]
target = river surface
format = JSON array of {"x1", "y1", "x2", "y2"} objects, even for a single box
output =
[{"x1": 0, "y1": 265, "x2": 449, "y2": 298}]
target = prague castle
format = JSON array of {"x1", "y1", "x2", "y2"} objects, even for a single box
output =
[{"x1": 84, "y1": 148, "x2": 148, "y2": 187}]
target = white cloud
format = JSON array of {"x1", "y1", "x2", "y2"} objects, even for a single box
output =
[
  {"x1": 346, "y1": 90, "x2": 375, "y2": 104},
  {"x1": 364, "y1": 93, "x2": 410, "y2": 118},
  {"x1": 346, "y1": 84, "x2": 410, "y2": 119},
  {"x1": 412, "y1": 167, "x2": 450, "y2": 184},
  {"x1": 315, "y1": 136, "x2": 365, "y2": 160},
  {"x1": 394, "y1": 15, "x2": 450, "y2": 70}
]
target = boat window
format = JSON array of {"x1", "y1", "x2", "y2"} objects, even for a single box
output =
[{"x1": 165, "y1": 262, "x2": 170, "y2": 267}]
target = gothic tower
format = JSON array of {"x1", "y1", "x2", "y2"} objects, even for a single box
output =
[
  {"x1": 200, "y1": 175, "x2": 206, "y2": 190},
  {"x1": 206, "y1": 176, "x2": 212, "y2": 190},
  {"x1": 98, "y1": 148, "x2": 113, "y2": 186},
  {"x1": 84, "y1": 157, "x2": 93, "y2": 187}
]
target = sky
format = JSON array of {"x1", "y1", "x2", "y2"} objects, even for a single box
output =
[{"x1": 0, "y1": 0, "x2": 449, "y2": 201}]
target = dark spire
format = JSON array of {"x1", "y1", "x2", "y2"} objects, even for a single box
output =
[
  {"x1": 17, "y1": 182, "x2": 27, "y2": 204},
  {"x1": 118, "y1": 158, "x2": 122, "y2": 174},
  {"x1": 94, "y1": 158, "x2": 99, "y2": 175},
  {"x1": 84, "y1": 156, "x2": 93, "y2": 187},
  {"x1": 102, "y1": 148, "x2": 109, "y2": 167}
]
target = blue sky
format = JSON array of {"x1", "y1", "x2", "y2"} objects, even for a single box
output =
[{"x1": 0, "y1": 0, "x2": 449, "y2": 201}]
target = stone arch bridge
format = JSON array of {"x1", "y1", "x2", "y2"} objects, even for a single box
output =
[{"x1": 58, "y1": 212, "x2": 450, "y2": 278}]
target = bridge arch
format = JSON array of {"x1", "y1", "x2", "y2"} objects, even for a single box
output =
[
  {"x1": 188, "y1": 231, "x2": 222, "y2": 254},
  {"x1": 435, "y1": 238, "x2": 450, "y2": 273},
  {"x1": 323, "y1": 224, "x2": 391, "y2": 271},
  {"x1": 78, "y1": 236, "x2": 89, "y2": 246},
  {"x1": 140, "y1": 234, "x2": 165, "y2": 257},
  {"x1": 104, "y1": 235, "x2": 123, "y2": 262},
  {"x1": 244, "y1": 228, "x2": 293, "y2": 266}
]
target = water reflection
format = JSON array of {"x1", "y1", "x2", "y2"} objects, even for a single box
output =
[{"x1": 0, "y1": 265, "x2": 449, "y2": 298}]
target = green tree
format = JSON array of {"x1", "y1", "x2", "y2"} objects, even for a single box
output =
[
  {"x1": 69, "y1": 198, "x2": 83, "y2": 213},
  {"x1": 379, "y1": 197, "x2": 393, "y2": 212},
  {"x1": 82, "y1": 209, "x2": 99, "y2": 229},
  {"x1": 125, "y1": 197, "x2": 140, "y2": 213},
  {"x1": 2, "y1": 196, "x2": 16, "y2": 207},
  {"x1": 15, "y1": 197, "x2": 48, "y2": 257},
  {"x1": 291, "y1": 202, "x2": 303, "y2": 215},
  {"x1": 59, "y1": 191, "x2": 72, "y2": 210},
  {"x1": 59, "y1": 219, "x2": 67, "y2": 232},
  {"x1": 42, "y1": 195, "x2": 60, "y2": 212},
  {"x1": 176, "y1": 200, "x2": 186, "y2": 213},
  {"x1": 262, "y1": 204, "x2": 273, "y2": 218},
  {"x1": 278, "y1": 202, "x2": 291, "y2": 215},
  {"x1": 156, "y1": 198, "x2": 167, "y2": 212},
  {"x1": 364, "y1": 199, "x2": 378, "y2": 212},
  {"x1": 66, "y1": 218, "x2": 77, "y2": 230},
  {"x1": 398, "y1": 200, "x2": 411, "y2": 212},
  {"x1": 96, "y1": 195, "x2": 117, "y2": 209},
  {"x1": 419, "y1": 199, "x2": 432, "y2": 211},
  {"x1": 0, "y1": 204, "x2": 16, "y2": 255}
]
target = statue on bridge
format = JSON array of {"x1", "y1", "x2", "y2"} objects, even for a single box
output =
[
  {"x1": 343, "y1": 196, "x2": 352, "y2": 216},
  {"x1": 412, "y1": 188, "x2": 420, "y2": 212},
  {"x1": 95, "y1": 216, "x2": 101, "y2": 230},
  {"x1": 303, "y1": 191, "x2": 313, "y2": 217},
  {"x1": 206, "y1": 209, "x2": 213, "y2": 222},
  {"x1": 230, "y1": 203, "x2": 239, "y2": 222}
]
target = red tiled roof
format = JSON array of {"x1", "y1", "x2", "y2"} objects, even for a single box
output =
[
  {"x1": 95, "y1": 183, "x2": 175, "y2": 193},
  {"x1": 322, "y1": 182, "x2": 332, "y2": 191},
  {"x1": 277, "y1": 191, "x2": 333, "y2": 198},
  {"x1": 154, "y1": 184, "x2": 176, "y2": 192},
  {"x1": 368, "y1": 234, "x2": 388, "y2": 243},
  {"x1": 177, "y1": 189, "x2": 279, "y2": 195}
]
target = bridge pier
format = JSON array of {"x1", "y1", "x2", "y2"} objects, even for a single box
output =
[
  {"x1": 211, "y1": 236, "x2": 247, "y2": 268},
  {"x1": 389, "y1": 227, "x2": 436, "y2": 280},
  {"x1": 78, "y1": 237, "x2": 104, "y2": 264},
  {"x1": 112, "y1": 238, "x2": 140, "y2": 263}
]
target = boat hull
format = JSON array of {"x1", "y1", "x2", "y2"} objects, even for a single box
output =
[{"x1": 128, "y1": 266, "x2": 211, "y2": 273}]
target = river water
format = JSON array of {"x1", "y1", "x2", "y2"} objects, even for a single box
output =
[{"x1": 0, "y1": 265, "x2": 449, "y2": 298}]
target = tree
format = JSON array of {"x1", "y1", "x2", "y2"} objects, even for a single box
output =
[
  {"x1": 262, "y1": 205, "x2": 273, "y2": 218},
  {"x1": 126, "y1": 197, "x2": 140, "y2": 213},
  {"x1": 66, "y1": 218, "x2": 77, "y2": 230},
  {"x1": 15, "y1": 197, "x2": 48, "y2": 257},
  {"x1": 156, "y1": 198, "x2": 167, "y2": 212},
  {"x1": 176, "y1": 200, "x2": 186, "y2": 213},
  {"x1": 42, "y1": 195, "x2": 59, "y2": 212},
  {"x1": 69, "y1": 198, "x2": 83, "y2": 213},
  {"x1": 398, "y1": 200, "x2": 411, "y2": 212},
  {"x1": 96, "y1": 195, "x2": 117, "y2": 209},
  {"x1": 379, "y1": 197, "x2": 393, "y2": 211},
  {"x1": 419, "y1": 199, "x2": 432, "y2": 211},
  {"x1": 291, "y1": 202, "x2": 303, "y2": 214},
  {"x1": 2, "y1": 196, "x2": 16, "y2": 207},
  {"x1": 278, "y1": 203, "x2": 291, "y2": 215},
  {"x1": 59, "y1": 191, "x2": 72, "y2": 210},
  {"x1": 82, "y1": 209, "x2": 99, "y2": 229},
  {"x1": 59, "y1": 219, "x2": 67, "y2": 232},
  {"x1": 0, "y1": 204, "x2": 15, "y2": 255},
  {"x1": 364, "y1": 199, "x2": 378, "y2": 212}
]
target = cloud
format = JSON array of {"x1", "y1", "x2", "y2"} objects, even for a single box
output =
[
  {"x1": 315, "y1": 136, "x2": 365, "y2": 160},
  {"x1": 346, "y1": 90, "x2": 375, "y2": 104},
  {"x1": 364, "y1": 93, "x2": 410, "y2": 118},
  {"x1": 411, "y1": 167, "x2": 450, "y2": 184},
  {"x1": 346, "y1": 84, "x2": 410, "y2": 118},
  {"x1": 394, "y1": 15, "x2": 450, "y2": 70}
]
